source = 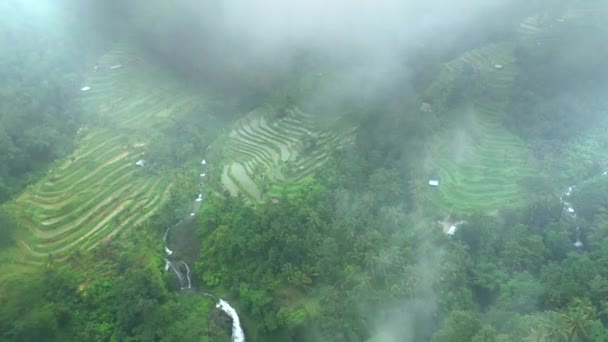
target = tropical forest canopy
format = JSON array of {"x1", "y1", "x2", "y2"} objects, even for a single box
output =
[{"x1": 1, "y1": 0, "x2": 608, "y2": 341}]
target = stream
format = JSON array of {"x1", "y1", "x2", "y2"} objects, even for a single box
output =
[
  {"x1": 559, "y1": 170, "x2": 608, "y2": 248},
  {"x1": 561, "y1": 185, "x2": 583, "y2": 248},
  {"x1": 163, "y1": 157, "x2": 245, "y2": 342}
]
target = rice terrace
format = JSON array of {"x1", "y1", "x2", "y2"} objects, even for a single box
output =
[
  {"x1": 2, "y1": 7, "x2": 601, "y2": 265},
  {"x1": 3, "y1": 0, "x2": 608, "y2": 341},
  {"x1": 3, "y1": 45, "x2": 191, "y2": 265}
]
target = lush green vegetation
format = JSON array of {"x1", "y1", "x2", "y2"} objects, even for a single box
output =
[
  {"x1": 0, "y1": 1, "x2": 84, "y2": 201},
  {"x1": 508, "y1": 3, "x2": 608, "y2": 182},
  {"x1": 421, "y1": 43, "x2": 537, "y2": 214},
  {"x1": 0, "y1": 232, "x2": 230, "y2": 341},
  {"x1": 3, "y1": 44, "x2": 214, "y2": 265},
  {"x1": 3, "y1": 0, "x2": 608, "y2": 341},
  {"x1": 219, "y1": 105, "x2": 355, "y2": 202}
]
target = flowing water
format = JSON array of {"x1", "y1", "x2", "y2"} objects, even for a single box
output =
[
  {"x1": 574, "y1": 227, "x2": 583, "y2": 248},
  {"x1": 162, "y1": 155, "x2": 246, "y2": 341},
  {"x1": 557, "y1": 168, "x2": 608, "y2": 249},
  {"x1": 561, "y1": 184, "x2": 583, "y2": 248},
  {"x1": 217, "y1": 299, "x2": 246, "y2": 342}
]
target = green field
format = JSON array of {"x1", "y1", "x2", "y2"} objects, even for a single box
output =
[
  {"x1": 220, "y1": 106, "x2": 355, "y2": 202},
  {"x1": 422, "y1": 4, "x2": 608, "y2": 216},
  {"x1": 3, "y1": 3, "x2": 604, "y2": 267},
  {"x1": 423, "y1": 43, "x2": 536, "y2": 214},
  {"x1": 1, "y1": 44, "x2": 213, "y2": 267}
]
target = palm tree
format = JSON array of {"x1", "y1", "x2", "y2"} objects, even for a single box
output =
[
  {"x1": 351, "y1": 271, "x2": 372, "y2": 296},
  {"x1": 373, "y1": 247, "x2": 398, "y2": 290},
  {"x1": 305, "y1": 207, "x2": 322, "y2": 230},
  {"x1": 561, "y1": 300, "x2": 595, "y2": 342},
  {"x1": 525, "y1": 326, "x2": 550, "y2": 342},
  {"x1": 364, "y1": 251, "x2": 376, "y2": 279},
  {"x1": 398, "y1": 264, "x2": 416, "y2": 297},
  {"x1": 538, "y1": 311, "x2": 568, "y2": 342}
]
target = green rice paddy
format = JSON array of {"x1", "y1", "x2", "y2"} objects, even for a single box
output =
[
  {"x1": 3, "y1": 44, "x2": 213, "y2": 265},
  {"x1": 220, "y1": 107, "x2": 355, "y2": 202},
  {"x1": 424, "y1": 43, "x2": 536, "y2": 214}
]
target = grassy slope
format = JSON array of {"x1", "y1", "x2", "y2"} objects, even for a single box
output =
[
  {"x1": 423, "y1": 1, "x2": 608, "y2": 215},
  {"x1": 0, "y1": 43, "x2": 211, "y2": 271},
  {"x1": 220, "y1": 106, "x2": 355, "y2": 202},
  {"x1": 422, "y1": 43, "x2": 537, "y2": 215}
]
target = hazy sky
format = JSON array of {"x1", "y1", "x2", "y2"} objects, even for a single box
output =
[
  {"x1": 99, "y1": 0, "x2": 528, "y2": 108},
  {"x1": 215, "y1": 0, "x2": 512, "y2": 48},
  {"x1": 202, "y1": 0, "x2": 520, "y2": 64},
  {"x1": 109, "y1": 0, "x2": 527, "y2": 67}
]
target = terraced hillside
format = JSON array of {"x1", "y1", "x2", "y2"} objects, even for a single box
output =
[
  {"x1": 424, "y1": 43, "x2": 536, "y2": 214},
  {"x1": 221, "y1": 107, "x2": 355, "y2": 202},
  {"x1": 518, "y1": 1, "x2": 608, "y2": 40},
  {"x1": 4, "y1": 45, "x2": 209, "y2": 265}
]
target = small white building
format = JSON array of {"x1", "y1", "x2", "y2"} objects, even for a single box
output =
[
  {"x1": 429, "y1": 180, "x2": 439, "y2": 187},
  {"x1": 447, "y1": 225, "x2": 458, "y2": 236},
  {"x1": 81, "y1": 86, "x2": 91, "y2": 92},
  {"x1": 494, "y1": 64, "x2": 503, "y2": 70},
  {"x1": 135, "y1": 159, "x2": 146, "y2": 167}
]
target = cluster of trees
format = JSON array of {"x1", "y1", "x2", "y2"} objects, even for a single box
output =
[
  {"x1": 0, "y1": 1, "x2": 89, "y2": 201},
  {"x1": 0, "y1": 225, "x2": 230, "y2": 342},
  {"x1": 191, "y1": 116, "x2": 608, "y2": 342},
  {"x1": 4, "y1": 1, "x2": 608, "y2": 342},
  {"x1": 506, "y1": 10, "x2": 608, "y2": 167},
  {"x1": 188, "y1": 5, "x2": 608, "y2": 340},
  {"x1": 144, "y1": 99, "x2": 240, "y2": 169}
]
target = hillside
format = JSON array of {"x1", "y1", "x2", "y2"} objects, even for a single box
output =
[
  {"x1": 4, "y1": 1, "x2": 608, "y2": 341},
  {"x1": 2, "y1": 44, "x2": 214, "y2": 268},
  {"x1": 220, "y1": 105, "x2": 355, "y2": 202},
  {"x1": 422, "y1": 43, "x2": 537, "y2": 214}
]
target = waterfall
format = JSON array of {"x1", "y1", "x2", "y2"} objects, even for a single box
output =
[
  {"x1": 574, "y1": 226, "x2": 583, "y2": 248},
  {"x1": 561, "y1": 179, "x2": 597, "y2": 249},
  {"x1": 161, "y1": 155, "x2": 246, "y2": 341},
  {"x1": 167, "y1": 259, "x2": 186, "y2": 289},
  {"x1": 217, "y1": 300, "x2": 246, "y2": 342},
  {"x1": 561, "y1": 185, "x2": 582, "y2": 248},
  {"x1": 181, "y1": 261, "x2": 192, "y2": 289}
]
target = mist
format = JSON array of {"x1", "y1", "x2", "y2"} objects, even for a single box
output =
[
  {"x1": 3, "y1": 0, "x2": 608, "y2": 341},
  {"x1": 89, "y1": 0, "x2": 530, "y2": 106}
]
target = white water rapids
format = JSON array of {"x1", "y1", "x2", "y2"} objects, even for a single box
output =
[
  {"x1": 163, "y1": 154, "x2": 245, "y2": 341},
  {"x1": 561, "y1": 185, "x2": 583, "y2": 248},
  {"x1": 559, "y1": 169, "x2": 608, "y2": 248}
]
